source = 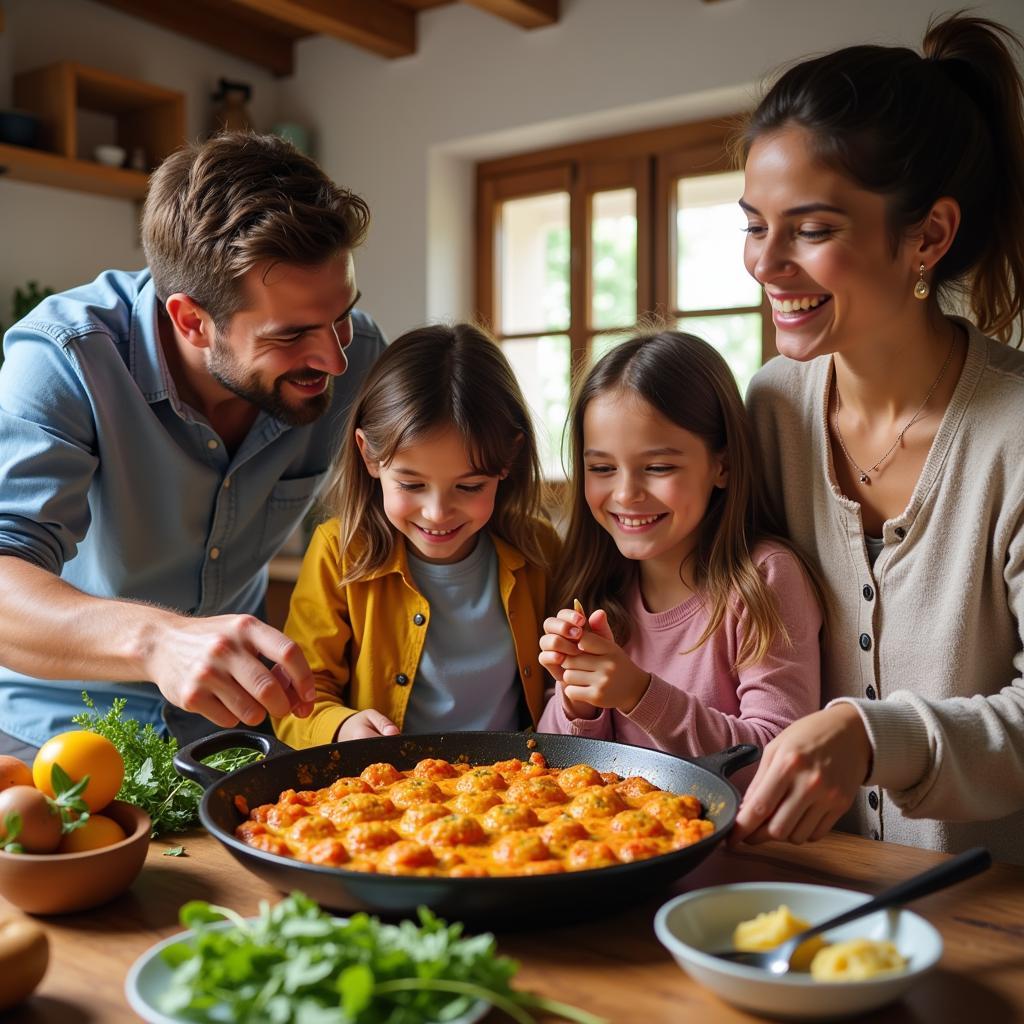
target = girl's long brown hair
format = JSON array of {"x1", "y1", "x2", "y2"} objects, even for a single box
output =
[
  {"x1": 558, "y1": 331, "x2": 818, "y2": 669},
  {"x1": 320, "y1": 323, "x2": 550, "y2": 584}
]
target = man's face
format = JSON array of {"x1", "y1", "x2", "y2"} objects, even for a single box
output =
[{"x1": 209, "y1": 251, "x2": 359, "y2": 426}]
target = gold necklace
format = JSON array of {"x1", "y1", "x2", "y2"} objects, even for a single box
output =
[{"x1": 832, "y1": 335, "x2": 956, "y2": 485}]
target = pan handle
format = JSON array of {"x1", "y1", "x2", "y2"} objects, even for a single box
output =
[
  {"x1": 692, "y1": 743, "x2": 760, "y2": 778},
  {"x1": 173, "y1": 729, "x2": 292, "y2": 788}
]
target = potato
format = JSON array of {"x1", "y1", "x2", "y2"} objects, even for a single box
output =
[
  {"x1": 810, "y1": 939, "x2": 907, "y2": 981},
  {"x1": 0, "y1": 910, "x2": 49, "y2": 1010},
  {"x1": 733, "y1": 904, "x2": 826, "y2": 971}
]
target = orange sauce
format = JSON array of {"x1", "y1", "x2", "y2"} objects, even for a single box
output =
[{"x1": 235, "y1": 751, "x2": 714, "y2": 877}]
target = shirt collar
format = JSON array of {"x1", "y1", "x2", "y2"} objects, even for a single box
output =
[{"x1": 360, "y1": 530, "x2": 524, "y2": 582}]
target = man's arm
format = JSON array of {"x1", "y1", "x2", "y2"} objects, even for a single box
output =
[{"x1": 0, "y1": 556, "x2": 314, "y2": 726}]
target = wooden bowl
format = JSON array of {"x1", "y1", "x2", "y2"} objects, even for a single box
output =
[{"x1": 0, "y1": 801, "x2": 151, "y2": 914}]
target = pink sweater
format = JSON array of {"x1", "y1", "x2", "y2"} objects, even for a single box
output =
[{"x1": 537, "y1": 543, "x2": 822, "y2": 761}]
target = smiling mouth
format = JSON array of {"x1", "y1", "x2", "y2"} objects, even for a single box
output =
[
  {"x1": 769, "y1": 295, "x2": 832, "y2": 314},
  {"x1": 414, "y1": 523, "x2": 464, "y2": 540},
  {"x1": 611, "y1": 513, "x2": 667, "y2": 529},
  {"x1": 285, "y1": 374, "x2": 329, "y2": 394}
]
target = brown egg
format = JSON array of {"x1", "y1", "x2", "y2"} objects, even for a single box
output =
[{"x1": 0, "y1": 786, "x2": 62, "y2": 854}]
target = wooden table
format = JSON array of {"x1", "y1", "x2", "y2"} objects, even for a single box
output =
[{"x1": 5, "y1": 830, "x2": 1024, "y2": 1023}]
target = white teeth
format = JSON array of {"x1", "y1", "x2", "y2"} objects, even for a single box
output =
[
  {"x1": 421, "y1": 527, "x2": 458, "y2": 536},
  {"x1": 772, "y1": 296, "x2": 824, "y2": 313},
  {"x1": 615, "y1": 514, "x2": 661, "y2": 527}
]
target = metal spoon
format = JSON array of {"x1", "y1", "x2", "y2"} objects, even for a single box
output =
[{"x1": 714, "y1": 846, "x2": 991, "y2": 974}]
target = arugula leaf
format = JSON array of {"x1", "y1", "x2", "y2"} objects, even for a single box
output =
[
  {"x1": 158, "y1": 893, "x2": 606, "y2": 1024},
  {"x1": 72, "y1": 693, "x2": 261, "y2": 837}
]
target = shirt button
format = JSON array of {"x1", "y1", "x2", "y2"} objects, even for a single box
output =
[
  {"x1": 209, "y1": 547, "x2": 221, "y2": 560},
  {"x1": 894, "y1": 526, "x2": 906, "y2": 540},
  {"x1": 862, "y1": 584, "x2": 874, "y2": 601},
  {"x1": 859, "y1": 633, "x2": 872, "y2": 651},
  {"x1": 413, "y1": 613, "x2": 426, "y2": 626},
  {"x1": 871, "y1": 829, "x2": 880, "y2": 841},
  {"x1": 868, "y1": 791, "x2": 879, "y2": 810},
  {"x1": 866, "y1": 685, "x2": 877, "y2": 700},
  {"x1": 207, "y1": 439, "x2": 219, "y2": 450},
  {"x1": 395, "y1": 673, "x2": 409, "y2": 686},
  {"x1": 223, "y1": 477, "x2": 231, "y2": 489}
]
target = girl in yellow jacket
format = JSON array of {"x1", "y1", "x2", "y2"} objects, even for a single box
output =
[{"x1": 274, "y1": 323, "x2": 559, "y2": 748}]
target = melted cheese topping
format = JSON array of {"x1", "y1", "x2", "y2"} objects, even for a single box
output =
[{"x1": 234, "y1": 752, "x2": 714, "y2": 877}]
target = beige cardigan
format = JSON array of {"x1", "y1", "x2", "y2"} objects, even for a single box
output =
[{"x1": 747, "y1": 320, "x2": 1024, "y2": 865}]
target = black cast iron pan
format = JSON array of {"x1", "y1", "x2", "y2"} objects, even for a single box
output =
[{"x1": 175, "y1": 730, "x2": 758, "y2": 926}]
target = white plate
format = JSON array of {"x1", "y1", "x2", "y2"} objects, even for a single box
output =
[
  {"x1": 654, "y1": 881, "x2": 943, "y2": 1021},
  {"x1": 124, "y1": 918, "x2": 489, "y2": 1024}
]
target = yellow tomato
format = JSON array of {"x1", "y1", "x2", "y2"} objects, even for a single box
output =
[
  {"x1": 33, "y1": 732, "x2": 124, "y2": 813},
  {"x1": 56, "y1": 814, "x2": 127, "y2": 853}
]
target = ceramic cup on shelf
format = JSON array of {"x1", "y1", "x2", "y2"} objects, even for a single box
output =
[{"x1": 93, "y1": 143, "x2": 127, "y2": 167}]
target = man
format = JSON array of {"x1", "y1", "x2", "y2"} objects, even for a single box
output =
[{"x1": 0, "y1": 133, "x2": 385, "y2": 758}]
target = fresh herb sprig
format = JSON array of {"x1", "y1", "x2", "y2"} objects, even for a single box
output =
[
  {"x1": 72, "y1": 693, "x2": 261, "y2": 837},
  {"x1": 160, "y1": 893, "x2": 607, "y2": 1024}
]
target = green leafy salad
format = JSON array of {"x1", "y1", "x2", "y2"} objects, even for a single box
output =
[
  {"x1": 72, "y1": 693, "x2": 261, "y2": 837},
  {"x1": 159, "y1": 893, "x2": 606, "y2": 1024}
]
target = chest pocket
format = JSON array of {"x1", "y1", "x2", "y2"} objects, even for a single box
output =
[{"x1": 257, "y1": 473, "x2": 324, "y2": 563}]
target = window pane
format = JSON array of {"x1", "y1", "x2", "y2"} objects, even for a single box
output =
[
  {"x1": 677, "y1": 170, "x2": 761, "y2": 312},
  {"x1": 501, "y1": 335, "x2": 571, "y2": 479},
  {"x1": 591, "y1": 188, "x2": 637, "y2": 329},
  {"x1": 678, "y1": 313, "x2": 762, "y2": 396},
  {"x1": 500, "y1": 193, "x2": 570, "y2": 335}
]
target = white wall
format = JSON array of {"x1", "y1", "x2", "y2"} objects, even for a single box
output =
[
  {"x1": 0, "y1": 0, "x2": 281, "y2": 327},
  {"x1": 2, "y1": 0, "x2": 1023, "y2": 339},
  {"x1": 279, "y1": 0, "x2": 1024, "y2": 340}
]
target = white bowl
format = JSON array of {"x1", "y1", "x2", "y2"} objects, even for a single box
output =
[
  {"x1": 93, "y1": 144, "x2": 126, "y2": 167},
  {"x1": 654, "y1": 882, "x2": 943, "y2": 1020}
]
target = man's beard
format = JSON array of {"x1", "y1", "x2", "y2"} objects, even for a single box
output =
[{"x1": 208, "y1": 343, "x2": 333, "y2": 427}]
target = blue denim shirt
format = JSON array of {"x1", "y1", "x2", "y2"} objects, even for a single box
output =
[{"x1": 0, "y1": 269, "x2": 385, "y2": 745}]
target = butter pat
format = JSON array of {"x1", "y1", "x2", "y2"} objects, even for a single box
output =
[
  {"x1": 810, "y1": 939, "x2": 907, "y2": 981},
  {"x1": 732, "y1": 905, "x2": 826, "y2": 972}
]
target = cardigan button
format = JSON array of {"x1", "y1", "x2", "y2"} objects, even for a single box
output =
[
  {"x1": 871, "y1": 829, "x2": 880, "y2": 841},
  {"x1": 862, "y1": 584, "x2": 874, "y2": 601},
  {"x1": 395, "y1": 673, "x2": 409, "y2": 686},
  {"x1": 866, "y1": 685, "x2": 877, "y2": 700},
  {"x1": 413, "y1": 613, "x2": 426, "y2": 626},
  {"x1": 522, "y1": 665, "x2": 532, "y2": 678},
  {"x1": 868, "y1": 790, "x2": 879, "y2": 810},
  {"x1": 894, "y1": 526, "x2": 906, "y2": 540},
  {"x1": 859, "y1": 633, "x2": 872, "y2": 651}
]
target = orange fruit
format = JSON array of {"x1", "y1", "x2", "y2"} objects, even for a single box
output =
[
  {"x1": 0, "y1": 755, "x2": 33, "y2": 793},
  {"x1": 57, "y1": 814, "x2": 127, "y2": 853},
  {"x1": 33, "y1": 731, "x2": 124, "y2": 812}
]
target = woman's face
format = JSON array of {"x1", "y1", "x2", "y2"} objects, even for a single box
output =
[{"x1": 741, "y1": 125, "x2": 922, "y2": 362}]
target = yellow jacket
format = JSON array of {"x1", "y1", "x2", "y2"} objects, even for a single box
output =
[{"x1": 273, "y1": 520, "x2": 560, "y2": 749}]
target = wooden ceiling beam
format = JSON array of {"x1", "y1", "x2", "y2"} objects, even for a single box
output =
[
  {"x1": 461, "y1": 0, "x2": 557, "y2": 29},
  {"x1": 233, "y1": 0, "x2": 416, "y2": 57},
  {"x1": 91, "y1": 0, "x2": 295, "y2": 77}
]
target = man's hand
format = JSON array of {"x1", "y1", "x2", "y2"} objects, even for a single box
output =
[
  {"x1": 553, "y1": 608, "x2": 651, "y2": 715},
  {"x1": 336, "y1": 709, "x2": 400, "y2": 741},
  {"x1": 144, "y1": 613, "x2": 316, "y2": 728},
  {"x1": 731, "y1": 703, "x2": 873, "y2": 846}
]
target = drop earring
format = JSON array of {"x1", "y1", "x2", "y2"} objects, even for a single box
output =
[{"x1": 914, "y1": 263, "x2": 930, "y2": 300}]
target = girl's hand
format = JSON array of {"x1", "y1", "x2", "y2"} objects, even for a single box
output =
[
  {"x1": 561, "y1": 609, "x2": 651, "y2": 715},
  {"x1": 730, "y1": 704, "x2": 873, "y2": 846},
  {"x1": 336, "y1": 709, "x2": 400, "y2": 741},
  {"x1": 538, "y1": 606, "x2": 587, "y2": 684}
]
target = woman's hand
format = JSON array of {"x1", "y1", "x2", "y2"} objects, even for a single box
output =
[
  {"x1": 731, "y1": 704, "x2": 873, "y2": 845},
  {"x1": 559, "y1": 609, "x2": 651, "y2": 715},
  {"x1": 336, "y1": 709, "x2": 400, "y2": 741}
]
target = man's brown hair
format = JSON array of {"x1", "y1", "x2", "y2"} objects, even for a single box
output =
[{"x1": 142, "y1": 132, "x2": 370, "y2": 328}]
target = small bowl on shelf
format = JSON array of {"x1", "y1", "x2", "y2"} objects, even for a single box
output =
[
  {"x1": 93, "y1": 143, "x2": 127, "y2": 168},
  {"x1": 0, "y1": 800, "x2": 151, "y2": 914},
  {"x1": 654, "y1": 881, "x2": 943, "y2": 1020}
]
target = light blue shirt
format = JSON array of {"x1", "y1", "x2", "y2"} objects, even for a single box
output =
[
  {"x1": 402, "y1": 533, "x2": 523, "y2": 734},
  {"x1": 0, "y1": 269, "x2": 385, "y2": 746}
]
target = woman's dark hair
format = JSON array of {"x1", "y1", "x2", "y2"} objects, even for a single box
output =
[
  {"x1": 741, "y1": 12, "x2": 1024, "y2": 342},
  {"x1": 320, "y1": 323, "x2": 550, "y2": 583}
]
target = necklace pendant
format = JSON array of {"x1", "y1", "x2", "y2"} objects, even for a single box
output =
[{"x1": 859, "y1": 472, "x2": 870, "y2": 484}]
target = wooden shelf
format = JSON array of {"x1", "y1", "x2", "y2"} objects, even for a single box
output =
[
  {"x1": 2, "y1": 61, "x2": 185, "y2": 201},
  {"x1": 0, "y1": 142, "x2": 150, "y2": 199}
]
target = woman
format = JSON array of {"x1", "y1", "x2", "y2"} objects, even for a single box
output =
[{"x1": 734, "y1": 13, "x2": 1024, "y2": 864}]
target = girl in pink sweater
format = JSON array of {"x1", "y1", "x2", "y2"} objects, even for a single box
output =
[{"x1": 538, "y1": 331, "x2": 822, "y2": 761}]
